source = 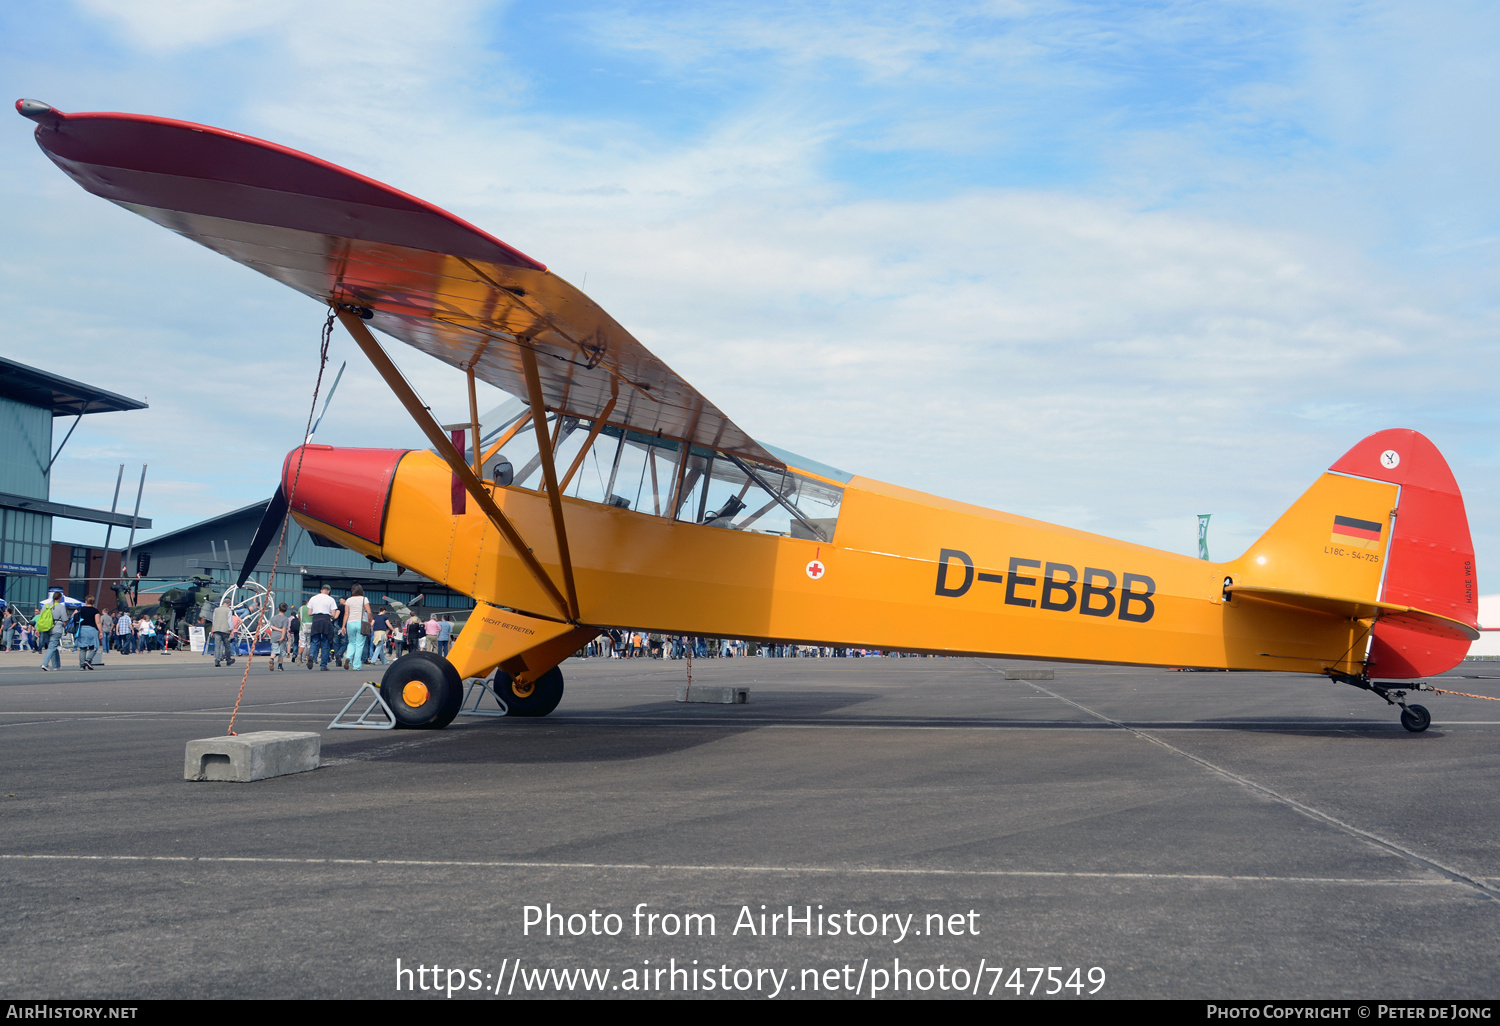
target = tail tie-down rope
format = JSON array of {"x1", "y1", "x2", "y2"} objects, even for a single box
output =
[
  {"x1": 1422, "y1": 685, "x2": 1500, "y2": 702},
  {"x1": 226, "y1": 306, "x2": 336, "y2": 735}
]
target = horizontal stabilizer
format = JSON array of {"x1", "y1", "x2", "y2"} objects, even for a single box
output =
[{"x1": 1229, "y1": 584, "x2": 1479, "y2": 643}]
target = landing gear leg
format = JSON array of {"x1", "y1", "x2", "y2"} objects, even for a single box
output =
[{"x1": 1328, "y1": 672, "x2": 1432, "y2": 733}]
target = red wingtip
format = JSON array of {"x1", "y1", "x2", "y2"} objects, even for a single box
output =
[{"x1": 16, "y1": 99, "x2": 64, "y2": 127}]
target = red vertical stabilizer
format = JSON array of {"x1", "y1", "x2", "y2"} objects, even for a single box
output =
[{"x1": 1329, "y1": 430, "x2": 1477, "y2": 678}]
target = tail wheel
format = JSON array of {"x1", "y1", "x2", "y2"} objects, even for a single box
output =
[
  {"x1": 1400, "y1": 704, "x2": 1431, "y2": 733},
  {"x1": 380, "y1": 652, "x2": 462, "y2": 729},
  {"x1": 494, "y1": 666, "x2": 564, "y2": 717}
]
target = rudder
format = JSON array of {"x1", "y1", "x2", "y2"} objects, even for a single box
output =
[{"x1": 1328, "y1": 430, "x2": 1477, "y2": 678}]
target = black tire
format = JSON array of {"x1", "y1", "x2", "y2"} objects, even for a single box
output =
[
  {"x1": 380, "y1": 652, "x2": 462, "y2": 729},
  {"x1": 494, "y1": 666, "x2": 564, "y2": 717},
  {"x1": 1400, "y1": 704, "x2": 1431, "y2": 733}
]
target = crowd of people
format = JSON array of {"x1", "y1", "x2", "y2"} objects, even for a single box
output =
[
  {"x1": 578, "y1": 630, "x2": 913, "y2": 660},
  {"x1": 2, "y1": 592, "x2": 181, "y2": 669},
  {"x1": 5, "y1": 587, "x2": 913, "y2": 673},
  {"x1": 245, "y1": 584, "x2": 460, "y2": 673},
  {"x1": 1, "y1": 584, "x2": 466, "y2": 674}
]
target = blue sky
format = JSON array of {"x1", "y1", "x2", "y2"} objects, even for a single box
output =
[{"x1": 3, "y1": 1, "x2": 1499, "y2": 580}]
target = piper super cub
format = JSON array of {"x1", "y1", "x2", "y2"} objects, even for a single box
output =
[{"x1": 16, "y1": 99, "x2": 1479, "y2": 732}]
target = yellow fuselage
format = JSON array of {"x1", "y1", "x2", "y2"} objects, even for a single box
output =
[{"x1": 297, "y1": 450, "x2": 1388, "y2": 682}]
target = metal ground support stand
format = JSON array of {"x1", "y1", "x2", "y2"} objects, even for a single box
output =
[
  {"x1": 1328, "y1": 671, "x2": 1433, "y2": 732},
  {"x1": 460, "y1": 677, "x2": 509, "y2": 717},
  {"x1": 329, "y1": 682, "x2": 397, "y2": 730}
]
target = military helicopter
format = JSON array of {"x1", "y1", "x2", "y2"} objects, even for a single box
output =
[{"x1": 152, "y1": 575, "x2": 227, "y2": 633}]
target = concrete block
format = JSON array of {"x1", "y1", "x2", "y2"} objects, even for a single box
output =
[
  {"x1": 676, "y1": 686, "x2": 749, "y2": 704},
  {"x1": 184, "y1": 731, "x2": 321, "y2": 782},
  {"x1": 1003, "y1": 668, "x2": 1054, "y2": 680}
]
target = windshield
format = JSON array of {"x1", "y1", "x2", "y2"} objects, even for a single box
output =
[{"x1": 471, "y1": 411, "x2": 845, "y2": 542}]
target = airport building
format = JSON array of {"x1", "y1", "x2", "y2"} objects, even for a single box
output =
[
  {"x1": 0, "y1": 357, "x2": 150, "y2": 610},
  {"x1": 47, "y1": 541, "x2": 129, "y2": 602},
  {"x1": 0, "y1": 353, "x2": 469, "y2": 618}
]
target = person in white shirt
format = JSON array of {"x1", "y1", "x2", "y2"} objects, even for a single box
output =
[
  {"x1": 137, "y1": 616, "x2": 156, "y2": 652},
  {"x1": 340, "y1": 583, "x2": 371, "y2": 671},
  {"x1": 306, "y1": 585, "x2": 338, "y2": 670}
]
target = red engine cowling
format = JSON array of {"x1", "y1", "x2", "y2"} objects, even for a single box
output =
[{"x1": 281, "y1": 445, "x2": 410, "y2": 545}]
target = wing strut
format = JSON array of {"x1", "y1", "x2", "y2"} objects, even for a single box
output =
[
  {"x1": 519, "y1": 345, "x2": 581, "y2": 621},
  {"x1": 335, "y1": 308, "x2": 573, "y2": 622},
  {"x1": 465, "y1": 363, "x2": 482, "y2": 480}
]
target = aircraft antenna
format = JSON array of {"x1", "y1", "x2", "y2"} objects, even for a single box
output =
[{"x1": 1198, "y1": 514, "x2": 1212, "y2": 560}]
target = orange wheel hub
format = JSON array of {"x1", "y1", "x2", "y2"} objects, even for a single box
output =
[{"x1": 402, "y1": 681, "x2": 430, "y2": 708}]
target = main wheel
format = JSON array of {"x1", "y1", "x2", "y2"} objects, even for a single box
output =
[
  {"x1": 1400, "y1": 704, "x2": 1431, "y2": 733},
  {"x1": 380, "y1": 651, "x2": 462, "y2": 729},
  {"x1": 494, "y1": 666, "x2": 564, "y2": 717}
]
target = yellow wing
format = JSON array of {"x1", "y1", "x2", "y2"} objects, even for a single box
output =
[{"x1": 21, "y1": 100, "x2": 776, "y2": 464}]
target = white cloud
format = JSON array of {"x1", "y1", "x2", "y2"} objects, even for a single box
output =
[{"x1": 75, "y1": 0, "x2": 306, "y2": 50}]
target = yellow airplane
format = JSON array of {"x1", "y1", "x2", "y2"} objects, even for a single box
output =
[{"x1": 18, "y1": 99, "x2": 1479, "y2": 733}]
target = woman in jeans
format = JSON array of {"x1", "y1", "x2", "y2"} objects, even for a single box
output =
[
  {"x1": 76, "y1": 618, "x2": 99, "y2": 669},
  {"x1": 340, "y1": 584, "x2": 371, "y2": 672}
]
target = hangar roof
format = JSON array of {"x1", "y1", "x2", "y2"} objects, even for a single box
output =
[
  {"x1": 0, "y1": 357, "x2": 148, "y2": 417},
  {"x1": 136, "y1": 499, "x2": 270, "y2": 549}
]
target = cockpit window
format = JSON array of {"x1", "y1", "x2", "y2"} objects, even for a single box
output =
[
  {"x1": 474, "y1": 408, "x2": 845, "y2": 542},
  {"x1": 757, "y1": 442, "x2": 853, "y2": 484}
]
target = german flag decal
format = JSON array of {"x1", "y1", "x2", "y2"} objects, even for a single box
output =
[{"x1": 1331, "y1": 514, "x2": 1384, "y2": 551}]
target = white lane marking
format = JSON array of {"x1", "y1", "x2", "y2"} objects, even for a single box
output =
[
  {"x1": 4, "y1": 712, "x2": 1500, "y2": 731},
  {"x1": 0, "y1": 853, "x2": 1450, "y2": 886},
  {"x1": 975, "y1": 661, "x2": 1496, "y2": 897}
]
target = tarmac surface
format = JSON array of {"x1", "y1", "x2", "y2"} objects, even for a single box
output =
[{"x1": 1, "y1": 646, "x2": 1497, "y2": 1000}]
